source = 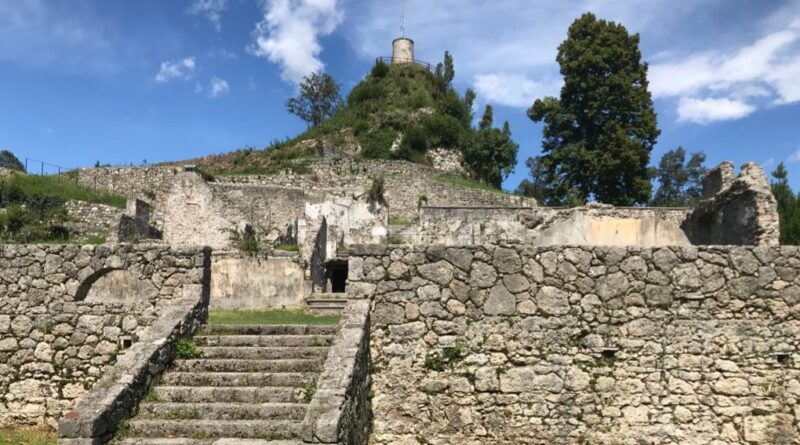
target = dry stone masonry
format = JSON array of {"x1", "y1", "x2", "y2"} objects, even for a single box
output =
[
  {"x1": 0, "y1": 244, "x2": 209, "y2": 427},
  {"x1": 350, "y1": 244, "x2": 799, "y2": 444}
]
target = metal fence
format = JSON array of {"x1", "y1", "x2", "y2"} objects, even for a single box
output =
[
  {"x1": 376, "y1": 57, "x2": 434, "y2": 72},
  {"x1": 24, "y1": 158, "x2": 71, "y2": 176}
]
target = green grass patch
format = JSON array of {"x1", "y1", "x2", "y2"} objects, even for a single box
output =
[
  {"x1": 0, "y1": 429, "x2": 56, "y2": 445},
  {"x1": 85, "y1": 235, "x2": 106, "y2": 245},
  {"x1": 434, "y1": 175, "x2": 505, "y2": 194},
  {"x1": 4, "y1": 174, "x2": 126, "y2": 208},
  {"x1": 208, "y1": 309, "x2": 340, "y2": 326},
  {"x1": 275, "y1": 243, "x2": 300, "y2": 252},
  {"x1": 388, "y1": 217, "x2": 412, "y2": 226}
]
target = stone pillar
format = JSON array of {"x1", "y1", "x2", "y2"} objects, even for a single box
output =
[
  {"x1": 702, "y1": 161, "x2": 735, "y2": 199},
  {"x1": 392, "y1": 37, "x2": 415, "y2": 64}
]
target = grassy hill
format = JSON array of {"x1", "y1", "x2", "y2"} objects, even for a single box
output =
[{"x1": 172, "y1": 59, "x2": 478, "y2": 176}]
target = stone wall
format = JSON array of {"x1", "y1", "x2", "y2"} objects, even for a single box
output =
[
  {"x1": 398, "y1": 205, "x2": 693, "y2": 247},
  {"x1": 349, "y1": 244, "x2": 799, "y2": 444},
  {"x1": 216, "y1": 159, "x2": 535, "y2": 221},
  {"x1": 684, "y1": 162, "x2": 780, "y2": 246},
  {"x1": 209, "y1": 251, "x2": 307, "y2": 310},
  {"x1": 301, "y1": 300, "x2": 371, "y2": 444},
  {"x1": 64, "y1": 201, "x2": 124, "y2": 243},
  {"x1": 0, "y1": 244, "x2": 210, "y2": 427},
  {"x1": 73, "y1": 167, "x2": 180, "y2": 208}
]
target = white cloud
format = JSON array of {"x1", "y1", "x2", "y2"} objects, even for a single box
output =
[
  {"x1": 788, "y1": 149, "x2": 800, "y2": 163},
  {"x1": 155, "y1": 57, "x2": 197, "y2": 83},
  {"x1": 250, "y1": 0, "x2": 344, "y2": 84},
  {"x1": 650, "y1": 17, "x2": 800, "y2": 122},
  {"x1": 344, "y1": 0, "x2": 800, "y2": 119},
  {"x1": 208, "y1": 77, "x2": 230, "y2": 98},
  {"x1": 474, "y1": 73, "x2": 560, "y2": 108},
  {"x1": 187, "y1": 0, "x2": 228, "y2": 32},
  {"x1": 763, "y1": 157, "x2": 776, "y2": 168},
  {"x1": 677, "y1": 97, "x2": 756, "y2": 124}
]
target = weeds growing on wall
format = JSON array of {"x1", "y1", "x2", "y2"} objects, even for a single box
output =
[
  {"x1": 227, "y1": 225, "x2": 262, "y2": 256},
  {"x1": 175, "y1": 339, "x2": 200, "y2": 360}
]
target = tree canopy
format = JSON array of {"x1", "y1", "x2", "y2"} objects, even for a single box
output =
[
  {"x1": 463, "y1": 106, "x2": 519, "y2": 188},
  {"x1": 285, "y1": 72, "x2": 343, "y2": 127},
  {"x1": 0, "y1": 150, "x2": 24, "y2": 171},
  {"x1": 651, "y1": 148, "x2": 707, "y2": 207},
  {"x1": 526, "y1": 13, "x2": 660, "y2": 206},
  {"x1": 771, "y1": 163, "x2": 800, "y2": 245}
]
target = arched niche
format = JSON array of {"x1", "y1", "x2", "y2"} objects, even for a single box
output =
[{"x1": 75, "y1": 268, "x2": 159, "y2": 304}]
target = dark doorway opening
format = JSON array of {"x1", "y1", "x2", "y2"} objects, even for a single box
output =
[{"x1": 326, "y1": 260, "x2": 348, "y2": 293}]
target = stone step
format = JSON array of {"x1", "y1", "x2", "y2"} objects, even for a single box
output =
[
  {"x1": 160, "y1": 372, "x2": 315, "y2": 388},
  {"x1": 307, "y1": 293, "x2": 348, "y2": 302},
  {"x1": 152, "y1": 386, "x2": 305, "y2": 404},
  {"x1": 198, "y1": 346, "x2": 330, "y2": 360},
  {"x1": 197, "y1": 325, "x2": 339, "y2": 336},
  {"x1": 194, "y1": 335, "x2": 334, "y2": 348},
  {"x1": 126, "y1": 419, "x2": 301, "y2": 440},
  {"x1": 306, "y1": 300, "x2": 348, "y2": 307},
  {"x1": 172, "y1": 359, "x2": 324, "y2": 373},
  {"x1": 117, "y1": 439, "x2": 302, "y2": 445},
  {"x1": 137, "y1": 402, "x2": 307, "y2": 421}
]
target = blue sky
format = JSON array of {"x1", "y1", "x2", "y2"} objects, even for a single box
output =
[{"x1": 1, "y1": 0, "x2": 799, "y2": 192}]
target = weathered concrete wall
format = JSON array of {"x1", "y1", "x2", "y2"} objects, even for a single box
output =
[
  {"x1": 162, "y1": 173, "x2": 232, "y2": 249},
  {"x1": 0, "y1": 244, "x2": 209, "y2": 427},
  {"x1": 399, "y1": 205, "x2": 693, "y2": 247},
  {"x1": 349, "y1": 244, "x2": 800, "y2": 445},
  {"x1": 209, "y1": 252, "x2": 306, "y2": 310},
  {"x1": 684, "y1": 162, "x2": 780, "y2": 246}
]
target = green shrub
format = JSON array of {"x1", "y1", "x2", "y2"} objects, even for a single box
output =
[
  {"x1": 396, "y1": 125, "x2": 427, "y2": 161},
  {"x1": 228, "y1": 226, "x2": 261, "y2": 255},
  {"x1": 368, "y1": 176, "x2": 386, "y2": 205},
  {"x1": 423, "y1": 114, "x2": 466, "y2": 149},
  {"x1": 175, "y1": 339, "x2": 200, "y2": 359},
  {"x1": 359, "y1": 128, "x2": 397, "y2": 159},
  {"x1": 370, "y1": 59, "x2": 390, "y2": 78},
  {"x1": 348, "y1": 82, "x2": 385, "y2": 106}
]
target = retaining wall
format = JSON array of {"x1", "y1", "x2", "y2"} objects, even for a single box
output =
[
  {"x1": 0, "y1": 244, "x2": 210, "y2": 427},
  {"x1": 349, "y1": 244, "x2": 800, "y2": 444}
]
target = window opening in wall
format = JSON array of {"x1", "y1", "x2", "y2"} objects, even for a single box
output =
[
  {"x1": 775, "y1": 353, "x2": 792, "y2": 365},
  {"x1": 325, "y1": 260, "x2": 349, "y2": 293},
  {"x1": 119, "y1": 336, "x2": 133, "y2": 349}
]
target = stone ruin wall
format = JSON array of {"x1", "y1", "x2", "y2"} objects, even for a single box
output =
[
  {"x1": 400, "y1": 205, "x2": 693, "y2": 246},
  {"x1": 63, "y1": 201, "x2": 124, "y2": 243},
  {"x1": 0, "y1": 244, "x2": 209, "y2": 427},
  {"x1": 73, "y1": 160, "x2": 534, "y2": 249},
  {"x1": 349, "y1": 244, "x2": 800, "y2": 445}
]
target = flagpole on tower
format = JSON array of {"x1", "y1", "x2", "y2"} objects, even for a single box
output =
[{"x1": 401, "y1": 0, "x2": 405, "y2": 37}]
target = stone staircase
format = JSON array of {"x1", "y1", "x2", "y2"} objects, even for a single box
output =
[
  {"x1": 306, "y1": 293, "x2": 348, "y2": 316},
  {"x1": 116, "y1": 323, "x2": 338, "y2": 445}
]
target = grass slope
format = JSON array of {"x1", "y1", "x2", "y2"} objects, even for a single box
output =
[
  {"x1": 4, "y1": 173, "x2": 126, "y2": 208},
  {"x1": 168, "y1": 62, "x2": 474, "y2": 177}
]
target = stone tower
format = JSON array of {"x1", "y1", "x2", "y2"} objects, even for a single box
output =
[{"x1": 392, "y1": 37, "x2": 415, "y2": 64}]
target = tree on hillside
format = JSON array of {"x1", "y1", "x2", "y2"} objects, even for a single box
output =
[
  {"x1": 0, "y1": 150, "x2": 24, "y2": 171},
  {"x1": 651, "y1": 147, "x2": 707, "y2": 207},
  {"x1": 527, "y1": 13, "x2": 660, "y2": 206},
  {"x1": 286, "y1": 72, "x2": 343, "y2": 127},
  {"x1": 771, "y1": 163, "x2": 800, "y2": 245},
  {"x1": 463, "y1": 106, "x2": 519, "y2": 188}
]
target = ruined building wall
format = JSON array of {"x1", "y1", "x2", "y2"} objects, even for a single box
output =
[
  {"x1": 0, "y1": 244, "x2": 209, "y2": 427},
  {"x1": 683, "y1": 162, "x2": 780, "y2": 246},
  {"x1": 399, "y1": 205, "x2": 693, "y2": 247},
  {"x1": 349, "y1": 244, "x2": 799, "y2": 445}
]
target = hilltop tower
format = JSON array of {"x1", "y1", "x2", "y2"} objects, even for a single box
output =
[{"x1": 392, "y1": 37, "x2": 415, "y2": 64}]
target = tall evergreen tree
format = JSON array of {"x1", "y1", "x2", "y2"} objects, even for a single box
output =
[
  {"x1": 651, "y1": 148, "x2": 707, "y2": 207},
  {"x1": 463, "y1": 106, "x2": 519, "y2": 188},
  {"x1": 771, "y1": 163, "x2": 800, "y2": 245},
  {"x1": 527, "y1": 13, "x2": 660, "y2": 206}
]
